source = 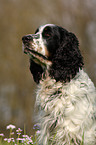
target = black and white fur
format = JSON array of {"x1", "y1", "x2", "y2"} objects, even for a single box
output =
[{"x1": 22, "y1": 24, "x2": 96, "y2": 145}]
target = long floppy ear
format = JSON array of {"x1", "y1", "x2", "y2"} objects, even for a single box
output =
[
  {"x1": 30, "y1": 59, "x2": 43, "y2": 84},
  {"x1": 49, "y1": 29, "x2": 84, "y2": 82}
]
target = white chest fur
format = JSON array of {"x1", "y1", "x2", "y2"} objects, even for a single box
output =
[{"x1": 35, "y1": 69, "x2": 96, "y2": 145}]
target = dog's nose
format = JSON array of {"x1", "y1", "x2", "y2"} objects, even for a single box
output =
[{"x1": 22, "y1": 35, "x2": 33, "y2": 43}]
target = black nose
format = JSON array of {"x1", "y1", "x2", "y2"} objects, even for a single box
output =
[{"x1": 22, "y1": 35, "x2": 33, "y2": 43}]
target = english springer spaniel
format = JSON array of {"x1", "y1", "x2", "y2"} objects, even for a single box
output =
[{"x1": 22, "y1": 24, "x2": 96, "y2": 145}]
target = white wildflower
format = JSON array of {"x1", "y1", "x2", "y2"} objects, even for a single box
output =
[
  {"x1": 6, "y1": 124, "x2": 16, "y2": 130},
  {"x1": 0, "y1": 133, "x2": 4, "y2": 137}
]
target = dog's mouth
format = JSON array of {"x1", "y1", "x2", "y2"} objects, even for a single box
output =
[
  {"x1": 24, "y1": 46, "x2": 48, "y2": 60},
  {"x1": 22, "y1": 44, "x2": 52, "y2": 66}
]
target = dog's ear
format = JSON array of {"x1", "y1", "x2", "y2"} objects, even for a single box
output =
[
  {"x1": 49, "y1": 29, "x2": 84, "y2": 82},
  {"x1": 30, "y1": 59, "x2": 43, "y2": 84}
]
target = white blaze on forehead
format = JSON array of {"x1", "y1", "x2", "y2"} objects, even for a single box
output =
[{"x1": 39, "y1": 24, "x2": 55, "y2": 33}]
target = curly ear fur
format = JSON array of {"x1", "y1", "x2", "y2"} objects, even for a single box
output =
[
  {"x1": 30, "y1": 59, "x2": 43, "y2": 83},
  {"x1": 49, "y1": 30, "x2": 84, "y2": 82}
]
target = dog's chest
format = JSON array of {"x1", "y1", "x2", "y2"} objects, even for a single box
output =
[
  {"x1": 36, "y1": 77, "x2": 68, "y2": 113},
  {"x1": 36, "y1": 74, "x2": 88, "y2": 129}
]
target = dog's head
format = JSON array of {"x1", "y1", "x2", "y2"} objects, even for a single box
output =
[
  {"x1": 22, "y1": 24, "x2": 84, "y2": 83},
  {"x1": 22, "y1": 24, "x2": 60, "y2": 67}
]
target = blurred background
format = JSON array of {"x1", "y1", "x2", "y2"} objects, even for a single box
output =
[{"x1": 0, "y1": 0, "x2": 96, "y2": 136}]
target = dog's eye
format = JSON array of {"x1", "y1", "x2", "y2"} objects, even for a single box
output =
[
  {"x1": 43, "y1": 27, "x2": 52, "y2": 38},
  {"x1": 44, "y1": 32, "x2": 51, "y2": 37}
]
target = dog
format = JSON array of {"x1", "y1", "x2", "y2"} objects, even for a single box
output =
[{"x1": 22, "y1": 24, "x2": 96, "y2": 145}]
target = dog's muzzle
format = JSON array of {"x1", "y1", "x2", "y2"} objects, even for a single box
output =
[
  {"x1": 22, "y1": 34, "x2": 52, "y2": 66},
  {"x1": 22, "y1": 34, "x2": 48, "y2": 60},
  {"x1": 22, "y1": 34, "x2": 35, "y2": 54}
]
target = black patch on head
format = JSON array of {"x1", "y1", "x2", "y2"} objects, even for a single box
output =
[
  {"x1": 42, "y1": 26, "x2": 61, "y2": 59},
  {"x1": 42, "y1": 26, "x2": 53, "y2": 38}
]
